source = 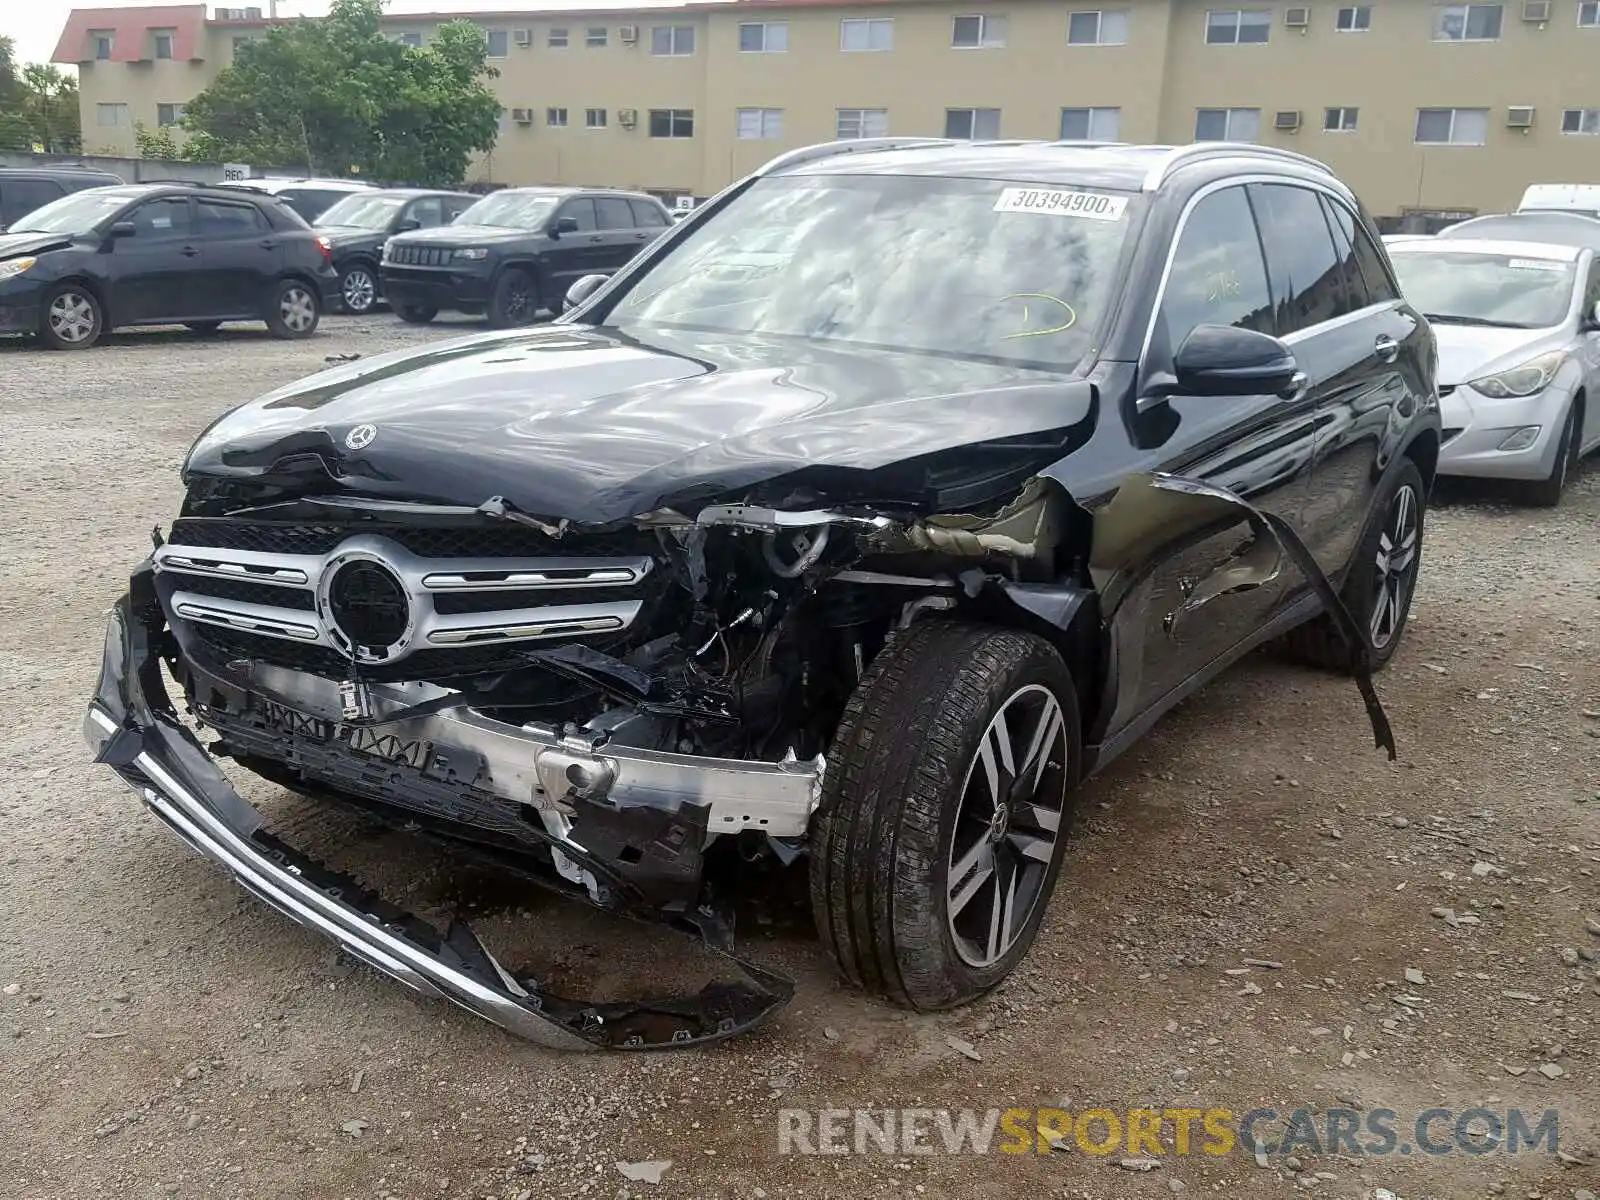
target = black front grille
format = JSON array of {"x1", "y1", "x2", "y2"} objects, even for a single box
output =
[
  {"x1": 176, "y1": 575, "x2": 318, "y2": 611},
  {"x1": 189, "y1": 625, "x2": 567, "y2": 682},
  {"x1": 391, "y1": 244, "x2": 453, "y2": 267},
  {"x1": 168, "y1": 518, "x2": 654, "y2": 560}
]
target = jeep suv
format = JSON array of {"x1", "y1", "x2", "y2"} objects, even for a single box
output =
[
  {"x1": 312, "y1": 188, "x2": 478, "y2": 314},
  {"x1": 84, "y1": 140, "x2": 1440, "y2": 1050},
  {"x1": 379, "y1": 185, "x2": 672, "y2": 326}
]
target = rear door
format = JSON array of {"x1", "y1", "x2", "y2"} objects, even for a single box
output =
[
  {"x1": 105, "y1": 196, "x2": 198, "y2": 325},
  {"x1": 0, "y1": 177, "x2": 66, "y2": 229},
  {"x1": 194, "y1": 195, "x2": 280, "y2": 316},
  {"x1": 593, "y1": 195, "x2": 643, "y2": 269},
  {"x1": 629, "y1": 197, "x2": 671, "y2": 247}
]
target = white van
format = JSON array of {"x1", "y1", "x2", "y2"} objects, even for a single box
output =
[{"x1": 1517, "y1": 183, "x2": 1600, "y2": 218}]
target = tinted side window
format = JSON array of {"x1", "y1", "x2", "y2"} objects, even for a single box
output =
[
  {"x1": 2, "y1": 179, "x2": 66, "y2": 223},
  {"x1": 1250, "y1": 183, "x2": 1346, "y2": 335},
  {"x1": 280, "y1": 188, "x2": 345, "y2": 221},
  {"x1": 407, "y1": 197, "x2": 445, "y2": 228},
  {"x1": 594, "y1": 197, "x2": 634, "y2": 229},
  {"x1": 1157, "y1": 185, "x2": 1273, "y2": 354},
  {"x1": 196, "y1": 198, "x2": 266, "y2": 236},
  {"x1": 131, "y1": 197, "x2": 193, "y2": 238},
  {"x1": 1324, "y1": 197, "x2": 1400, "y2": 305},
  {"x1": 629, "y1": 199, "x2": 669, "y2": 228},
  {"x1": 1315, "y1": 195, "x2": 1366, "y2": 318},
  {"x1": 559, "y1": 197, "x2": 598, "y2": 231}
]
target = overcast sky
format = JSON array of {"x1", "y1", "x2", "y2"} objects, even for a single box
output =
[{"x1": 6, "y1": 0, "x2": 717, "y2": 67}]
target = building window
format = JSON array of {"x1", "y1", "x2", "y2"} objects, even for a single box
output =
[
  {"x1": 952, "y1": 14, "x2": 1008, "y2": 47},
  {"x1": 1068, "y1": 11, "x2": 1130, "y2": 44},
  {"x1": 585, "y1": 107, "x2": 608, "y2": 128},
  {"x1": 945, "y1": 107, "x2": 1001, "y2": 139},
  {"x1": 153, "y1": 31, "x2": 174, "y2": 59},
  {"x1": 549, "y1": 28, "x2": 569, "y2": 47},
  {"x1": 837, "y1": 107, "x2": 889, "y2": 138},
  {"x1": 1582, "y1": 1, "x2": 1600, "y2": 25},
  {"x1": 1324, "y1": 106, "x2": 1359, "y2": 131},
  {"x1": 395, "y1": 32, "x2": 422, "y2": 47},
  {"x1": 485, "y1": 29, "x2": 509, "y2": 57},
  {"x1": 651, "y1": 25, "x2": 695, "y2": 55},
  {"x1": 1195, "y1": 106, "x2": 1261, "y2": 140},
  {"x1": 157, "y1": 103, "x2": 186, "y2": 126},
  {"x1": 736, "y1": 107, "x2": 784, "y2": 139},
  {"x1": 547, "y1": 107, "x2": 568, "y2": 127},
  {"x1": 1562, "y1": 108, "x2": 1600, "y2": 133},
  {"x1": 840, "y1": 18, "x2": 894, "y2": 51},
  {"x1": 1414, "y1": 107, "x2": 1489, "y2": 144},
  {"x1": 1060, "y1": 106, "x2": 1121, "y2": 139},
  {"x1": 648, "y1": 108, "x2": 694, "y2": 138},
  {"x1": 738, "y1": 21, "x2": 789, "y2": 51},
  {"x1": 1432, "y1": 3, "x2": 1503, "y2": 40},
  {"x1": 91, "y1": 31, "x2": 114, "y2": 60},
  {"x1": 95, "y1": 102, "x2": 128, "y2": 127},
  {"x1": 586, "y1": 27, "x2": 607, "y2": 47},
  {"x1": 1205, "y1": 8, "x2": 1271, "y2": 42},
  {"x1": 496, "y1": 107, "x2": 509, "y2": 136},
  {"x1": 1336, "y1": 5, "x2": 1373, "y2": 29}
]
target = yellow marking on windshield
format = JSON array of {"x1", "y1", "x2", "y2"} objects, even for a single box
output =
[{"x1": 998, "y1": 293, "x2": 1078, "y2": 339}]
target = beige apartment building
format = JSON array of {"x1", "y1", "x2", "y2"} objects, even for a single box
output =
[{"x1": 51, "y1": 0, "x2": 1600, "y2": 219}]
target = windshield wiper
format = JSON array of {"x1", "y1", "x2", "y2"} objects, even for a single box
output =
[{"x1": 1421, "y1": 313, "x2": 1531, "y2": 330}]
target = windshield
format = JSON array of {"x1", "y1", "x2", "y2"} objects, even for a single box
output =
[
  {"x1": 9, "y1": 188, "x2": 133, "y2": 234},
  {"x1": 457, "y1": 191, "x2": 560, "y2": 229},
  {"x1": 605, "y1": 175, "x2": 1136, "y2": 367},
  {"x1": 1392, "y1": 250, "x2": 1576, "y2": 329},
  {"x1": 317, "y1": 193, "x2": 407, "y2": 229}
]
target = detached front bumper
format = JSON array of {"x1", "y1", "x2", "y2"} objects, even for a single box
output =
[{"x1": 83, "y1": 592, "x2": 797, "y2": 1050}]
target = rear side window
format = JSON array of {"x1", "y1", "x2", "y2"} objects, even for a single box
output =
[
  {"x1": 278, "y1": 188, "x2": 347, "y2": 222},
  {"x1": 1249, "y1": 183, "x2": 1345, "y2": 336},
  {"x1": 595, "y1": 197, "x2": 634, "y2": 229},
  {"x1": 1323, "y1": 197, "x2": 1400, "y2": 305},
  {"x1": 197, "y1": 198, "x2": 266, "y2": 236},
  {"x1": 629, "y1": 198, "x2": 669, "y2": 228},
  {"x1": 1157, "y1": 184, "x2": 1274, "y2": 353},
  {"x1": 1, "y1": 178, "x2": 66, "y2": 224}
]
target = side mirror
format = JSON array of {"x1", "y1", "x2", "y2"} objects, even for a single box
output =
[
  {"x1": 551, "y1": 216, "x2": 580, "y2": 237},
  {"x1": 393, "y1": 217, "x2": 421, "y2": 233},
  {"x1": 563, "y1": 273, "x2": 610, "y2": 313},
  {"x1": 109, "y1": 220, "x2": 137, "y2": 239},
  {"x1": 1142, "y1": 324, "x2": 1302, "y2": 408}
]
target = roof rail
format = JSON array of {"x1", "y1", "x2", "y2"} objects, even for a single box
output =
[
  {"x1": 135, "y1": 178, "x2": 212, "y2": 186},
  {"x1": 753, "y1": 137, "x2": 955, "y2": 178},
  {"x1": 1141, "y1": 142, "x2": 1333, "y2": 190}
]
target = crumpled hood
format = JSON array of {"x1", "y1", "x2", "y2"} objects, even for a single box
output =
[
  {"x1": 387, "y1": 224, "x2": 532, "y2": 248},
  {"x1": 183, "y1": 324, "x2": 1097, "y2": 523},
  {"x1": 1432, "y1": 323, "x2": 1570, "y2": 388},
  {"x1": 0, "y1": 230, "x2": 71, "y2": 259}
]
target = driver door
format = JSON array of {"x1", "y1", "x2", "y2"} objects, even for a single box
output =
[{"x1": 105, "y1": 196, "x2": 198, "y2": 325}]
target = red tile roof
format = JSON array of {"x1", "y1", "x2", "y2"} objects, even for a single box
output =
[{"x1": 52, "y1": 4, "x2": 208, "y2": 63}]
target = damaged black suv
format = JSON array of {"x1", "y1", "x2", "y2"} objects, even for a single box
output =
[{"x1": 85, "y1": 139, "x2": 1440, "y2": 1050}]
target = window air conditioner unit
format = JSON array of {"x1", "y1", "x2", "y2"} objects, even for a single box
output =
[
  {"x1": 244, "y1": 6, "x2": 262, "y2": 16},
  {"x1": 512, "y1": 107, "x2": 535, "y2": 124},
  {"x1": 514, "y1": 28, "x2": 533, "y2": 46},
  {"x1": 216, "y1": 8, "x2": 248, "y2": 18},
  {"x1": 617, "y1": 107, "x2": 638, "y2": 128},
  {"x1": 618, "y1": 24, "x2": 638, "y2": 43},
  {"x1": 1283, "y1": 7, "x2": 1311, "y2": 27},
  {"x1": 1506, "y1": 105, "x2": 1535, "y2": 128},
  {"x1": 1274, "y1": 109, "x2": 1303, "y2": 131},
  {"x1": 1521, "y1": 0, "x2": 1551, "y2": 21}
]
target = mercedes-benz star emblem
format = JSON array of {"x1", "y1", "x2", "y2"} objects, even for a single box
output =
[{"x1": 345, "y1": 423, "x2": 378, "y2": 450}]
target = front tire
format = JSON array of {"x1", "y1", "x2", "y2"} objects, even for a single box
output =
[
  {"x1": 811, "y1": 621, "x2": 1081, "y2": 1010},
  {"x1": 265, "y1": 279, "x2": 320, "y2": 339},
  {"x1": 1522, "y1": 403, "x2": 1578, "y2": 508},
  {"x1": 39, "y1": 283, "x2": 104, "y2": 350},
  {"x1": 1281, "y1": 458, "x2": 1425, "y2": 673},
  {"x1": 338, "y1": 263, "x2": 379, "y2": 315},
  {"x1": 487, "y1": 267, "x2": 539, "y2": 328}
]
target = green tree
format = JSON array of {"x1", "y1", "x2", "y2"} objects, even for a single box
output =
[
  {"x1": 134, "y1": 121, "x2": 181, "y2": 160},
  {"x1": 0, "y1": 40, "x2": 83, "y2": 153},
  {"x1": 181, "y1": 0, "x2": 500, "y2": 183}
]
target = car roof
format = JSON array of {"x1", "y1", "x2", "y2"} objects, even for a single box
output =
[
  {"x1": 487, "y1": 186, "x2": 663, "y2": 201},
  {"x1": 1387, "y1": 237, "x2": 1582, "y2": 262},
  {"x1": 769, "y1": 139, "x2": 1341, "y2": 194},
  {"x1": 220, "y1": 178, "x2": 373, "y2": 193},
  {"x1": 0, "y1": 166, "x2": 123, "y2": 180},
  {"x1": 1440, "y1": 211, "x2": 1600, "y2": 249}
]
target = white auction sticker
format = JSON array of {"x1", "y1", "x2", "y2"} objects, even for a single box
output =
[
  {"x1": 1507, "y1": 257, "x2": 1566, "y2": 272},
  {"x1": 993, "y1": 187, "x2": 1128, "y2": 221}
]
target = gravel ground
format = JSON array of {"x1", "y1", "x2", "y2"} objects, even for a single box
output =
[{"x1": 1, "y1": 317, "x2": 1597, "y2": 1200}]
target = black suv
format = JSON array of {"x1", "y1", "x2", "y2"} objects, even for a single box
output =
[
  {"x1": 84, "y1": 141, "x2": 1440, "y2": 1050},
  {"x1": 379, "y1": 185, "x2": 672, "y2": 326},
  {"x1": 0, "y1": 183, "x2": 339, "y2": 349},
  {"x1": 0, "y1": 167, "x2": 125, "y2": 232},
  {"x1": 312, "y1": 188, "x2": 477, "y2": 314}
]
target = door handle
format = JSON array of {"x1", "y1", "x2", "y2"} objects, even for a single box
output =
[
  {"x1": 586, "y1": 235, "x2": 604, "y2": 243},
  {"x1": 180, "y1": 244, "x2": 200, "y2": 257},
  {"x1": 634, "y1": 232, "x2": 649, "y2": 240},
  {"x1": 259, "y1": 238, "x2": 277, "y2": 249},
  {"x1": 1374, "y1": 334, "x2": 1400, "y2": 362}
]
